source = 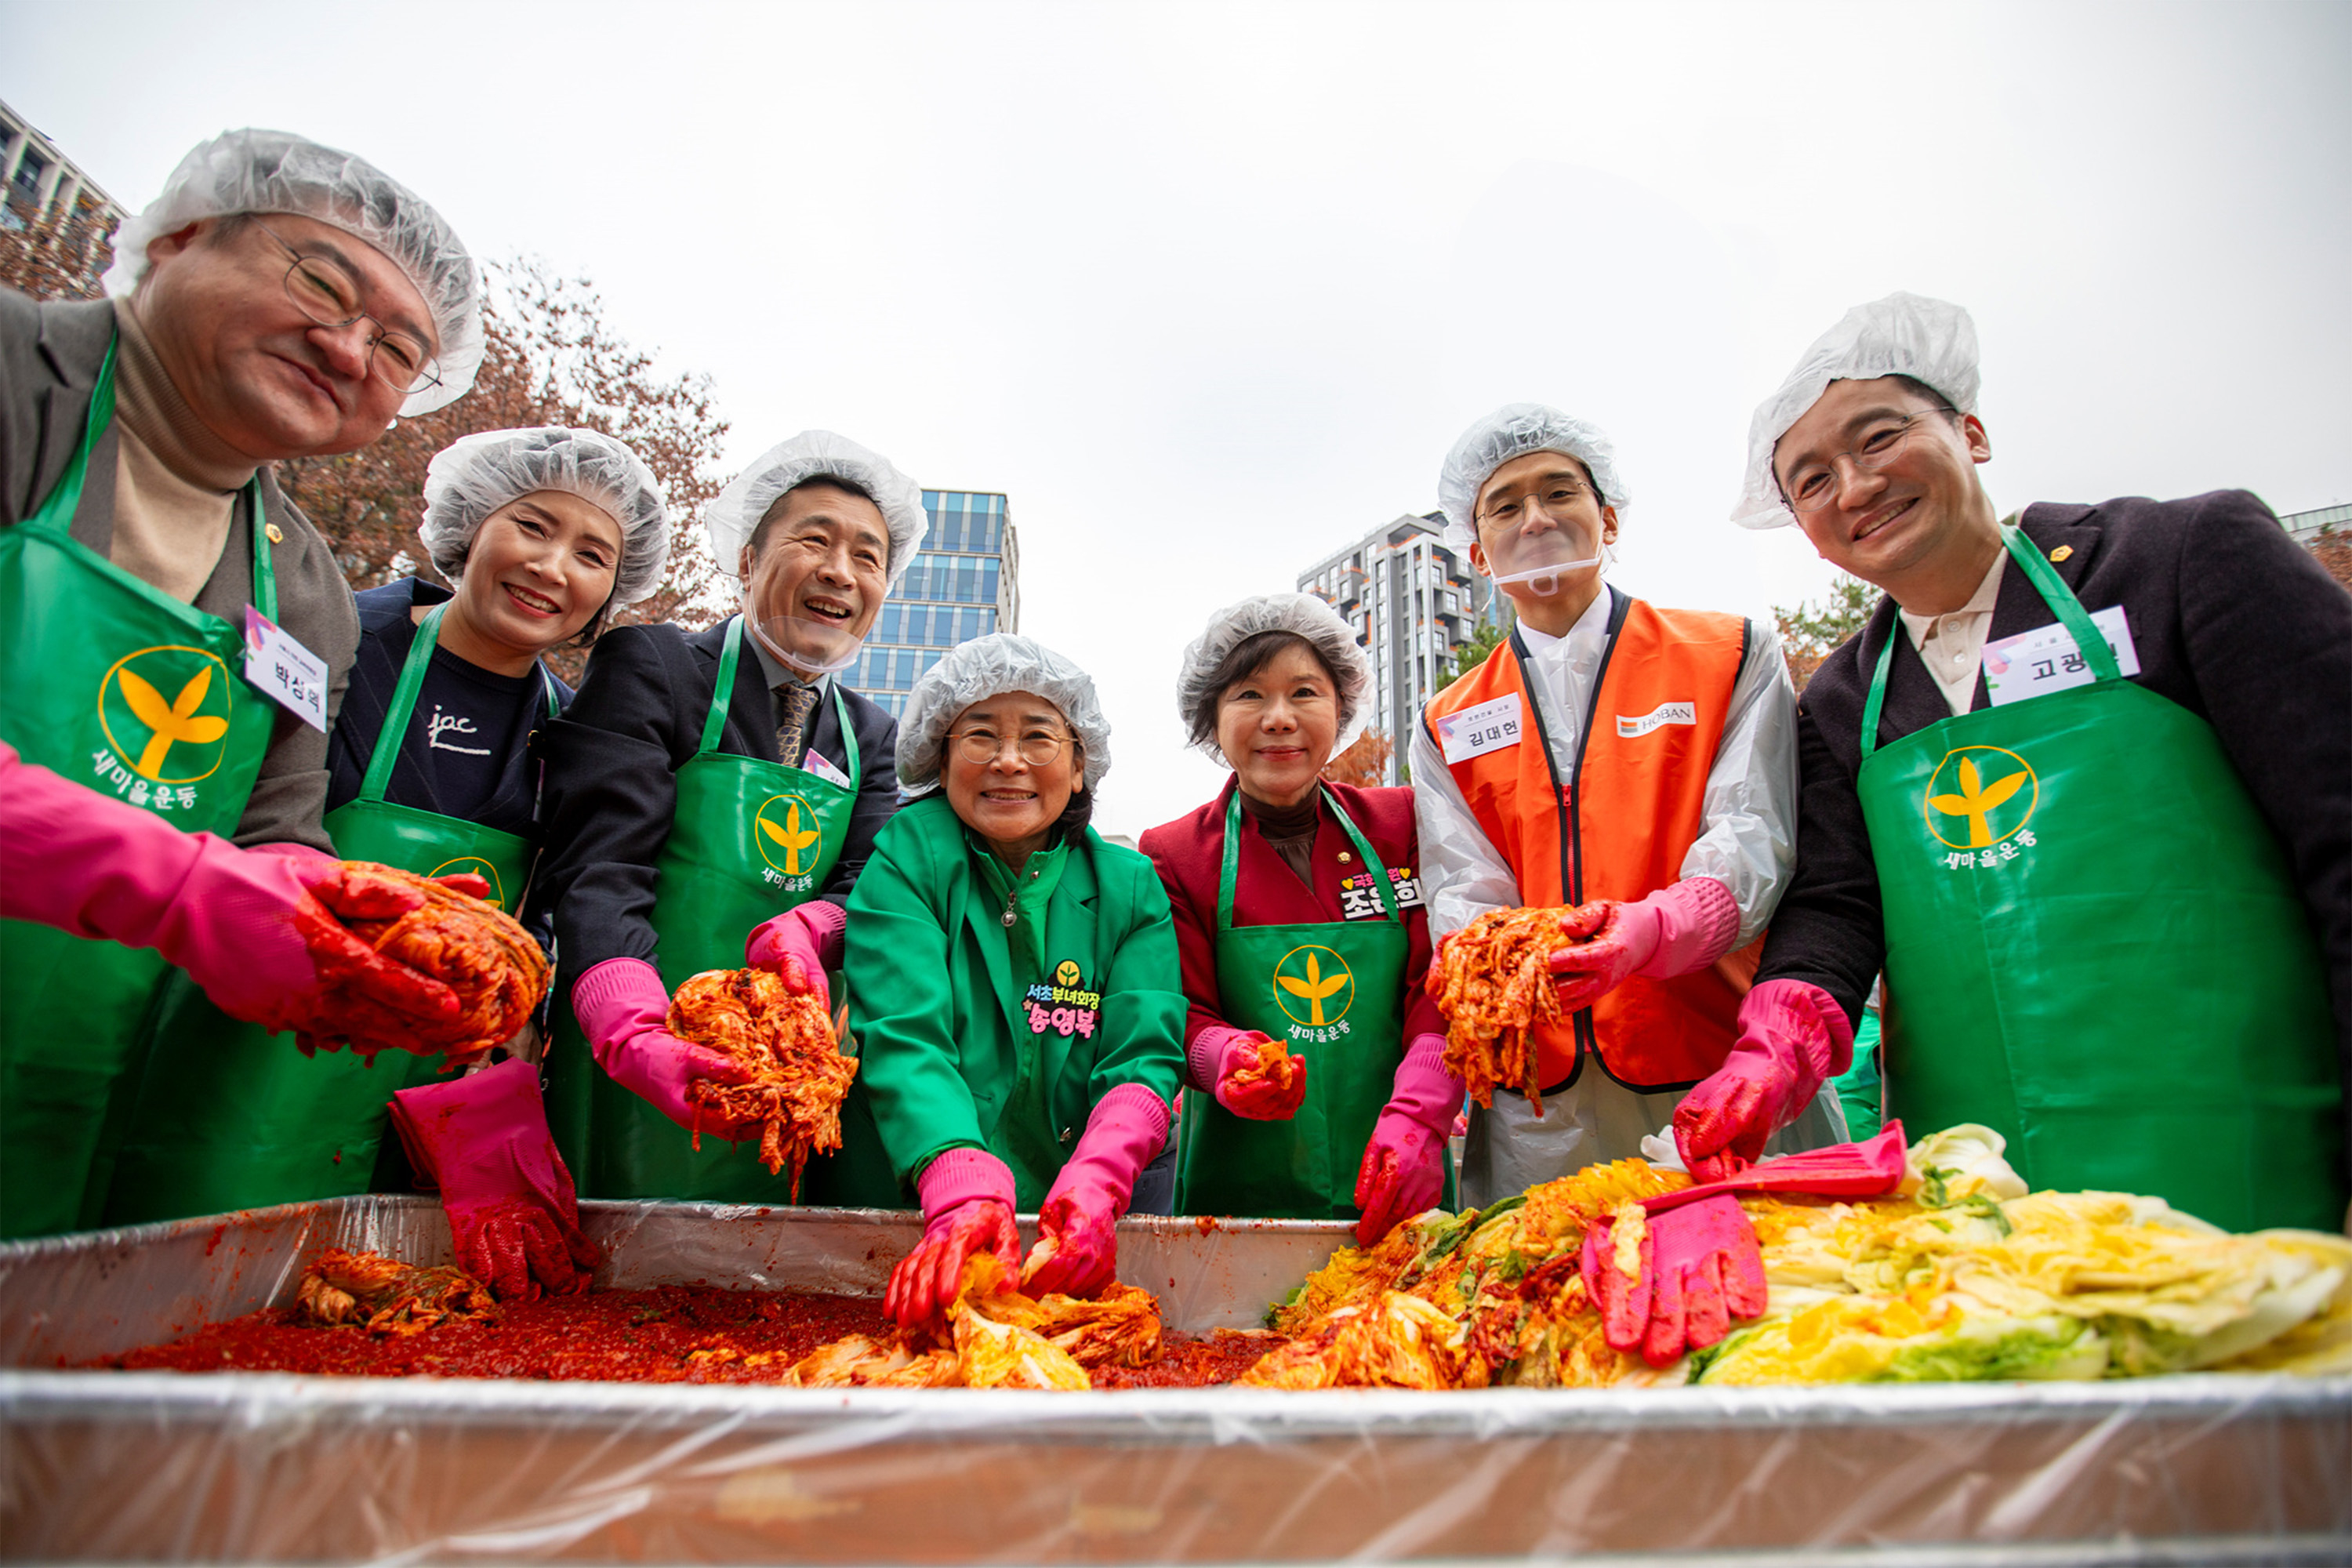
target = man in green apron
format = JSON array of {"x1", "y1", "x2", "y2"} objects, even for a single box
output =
[
  {"x1": 0, "y1": 129, "x2": 484, "y2": 1238},
  {"x1": 1701, "y1": 291, "x2": 2350, "y2": 1235},
  {"x1": 533, "y1": 432, "x2": 920, "y2": 1200}
]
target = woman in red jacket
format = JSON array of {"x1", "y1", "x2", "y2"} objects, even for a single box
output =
[{"x1": 1140, "y1": 595, "x2": 1461, "y2": 1241}]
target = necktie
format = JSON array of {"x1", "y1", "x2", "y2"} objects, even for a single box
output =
[{"x1": 774, "y1": 681, "x2": 818, "y2": 767}]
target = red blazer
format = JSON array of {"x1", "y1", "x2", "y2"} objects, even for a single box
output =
[{"x1": 1139, "y1": 776, "x2": 1443, "y2": 1071}]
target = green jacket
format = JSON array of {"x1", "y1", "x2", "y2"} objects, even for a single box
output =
[{"x1": 808, "y1": 796, "x2": 1185, "y2": 1210}]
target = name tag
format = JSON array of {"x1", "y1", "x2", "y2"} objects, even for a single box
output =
[
  {"x1": 1616, "y1": 700, "x2": 1697, "y2": 739},
  {"x1": 803, "y1": 747, "x2": 853, "y2": 789},
  {"x1": 1436, "y1": 695, "x2": 1523, "y2": 764},
  {"x1": 1982, "y1": 605, "x2": 2140, "y2": 707},
  {"x1": 242, "y1": 605, "x2": 327, "y2": 731}
]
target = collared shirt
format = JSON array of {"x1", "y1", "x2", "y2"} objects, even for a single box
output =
[
  {"x1": 1896, "y1": 538, "x2": 2009, "y2": 717},
  {"x1": 746, "y1": 631, "x2": 834, "y2": 765}
]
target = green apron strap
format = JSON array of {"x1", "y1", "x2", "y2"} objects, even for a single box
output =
[
  {"x1": 829, "y1": 681, "x2": 859, "y2": 779},
  {"x1": 1859, "y1": 628, "x2": 1900, "y2": 762},
  {"x1": 358, "y1": 601, "x2": 447, "y2": 802},
  {"x1": 1216, "y1": 786, "x2": 1400, "y2": 932},
  {"x1": 2001, "y1": 527, "x2": 2122, "y2": 681},
  {"x1": 699, "y1": 616, "x2": 745, "y2": 754},
  {"x1": 247, "y1": 478, "x2": 276, "y2": 622},
  {"x1": 29, "y1": 341, "x2": 120, "y2": 535}
]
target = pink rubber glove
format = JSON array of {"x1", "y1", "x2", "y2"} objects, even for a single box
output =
[
  {"x1": 1352, "y1": 1034, "x2": 1464, "y2": 1246},
  {"x1": 1581, "y1": 1191, "x2": 1767, "y2": 1366},
  {"x1": 389, "y1": 1058, "x2": 599, "y2": 1301},
  {"x1": 1022, "y1": 1083, "x2": 1170, "y2": 1300},
  {"x1": 1189, "y1": 1024, "x2": 1308, "y2": 1121},
  {"x1": 569, "y1": 957, "x2": 758, "y2": 1136},
  {"x1": 1674, "y1": 978, "x2": 1854, "y2": 1183},
  {"x1": 0, "y1": 742, "x2": 461, "y2": 1031},
  {"x1": 887, "y1": 1147, "x2": 1021, "y2": 1328},
  {"x1": 746, "y1": 898, "x2": 845, "y2": 1008},
  {"x1": 1548, "y1": 877, "x2": 1740, "y2": 1013}
]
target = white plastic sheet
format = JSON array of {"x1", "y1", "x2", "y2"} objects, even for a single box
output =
[{"x1": 2, "y1": 1198, "x2": 2347, "y2": 1563}]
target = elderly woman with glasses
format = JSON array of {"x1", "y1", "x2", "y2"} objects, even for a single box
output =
[{"x1": 811, "y1": 635, "x2": 1185, "y2": 1327}]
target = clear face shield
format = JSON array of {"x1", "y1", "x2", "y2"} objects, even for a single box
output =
[
  {"x1": 740, "y1": 540, "x2": 877, "y2": 678},
  {"x1": 1476, "y1": 510, "x2": 1608, "y2": 597}
]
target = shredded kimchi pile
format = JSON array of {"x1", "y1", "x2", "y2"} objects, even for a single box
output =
[
  {"x1": 669, "y1": 967, "x2": 858, "y2": 1197},
  {"x1": 305, "y1": 862, "x2": 551, "y2": 1064},
  {"x1": 1423, "y1": 903, "x2": 1602, "y2": 1111}
]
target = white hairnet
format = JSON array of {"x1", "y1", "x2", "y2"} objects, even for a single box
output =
[
  {"x1": 419, "y1": 427, "x2": 672, "y2": 608},
  {"x1": 1178, "y1": 593, "x2": 1374, "y2": 761},
  {"x1": 103, "y1": 129, "x2": 481, "y2": 418},
  {"x1": 704, "y1": 431, "x2": 929, "y2": 590},
  {"x1": 1733, "y1": 292, "x2": 1981, "y2": 531},
  {"x1": 1436, "y1": 404, "x2": 1630, "y2": 547},
  {"x1": 897, "y1": 634, "x2": 1112, "y2": 797}
]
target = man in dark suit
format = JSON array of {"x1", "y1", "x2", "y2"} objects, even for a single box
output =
[
  {"x1": 532, "y1": 432, "x2": 914, "y2": 1199},
  {"x1": 1673, "y1": 292, "x2": 2350, "y2": 1234}
]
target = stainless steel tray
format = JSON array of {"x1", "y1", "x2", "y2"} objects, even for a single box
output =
[{"x1": 2, "y1": 1198, "x2": 2347, "y2": 1564}]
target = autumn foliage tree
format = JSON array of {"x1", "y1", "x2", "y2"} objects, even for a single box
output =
[
  {"x1": 277, "y1": 257, "x2": 731, "y2": 677},
  {"x1": 0, "y1": 184, "x2": 114, "y2": 302},
  {"x1": 1773, "y1": 573, "x2": 1878, "y2": 692},
  {"x1": 1321, "y1": 730, "x2": 1393, "y2": 788}
]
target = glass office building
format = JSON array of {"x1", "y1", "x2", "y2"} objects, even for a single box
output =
[{"x1": 847, "y1": 488, "x2": 1021, "y2": 719}]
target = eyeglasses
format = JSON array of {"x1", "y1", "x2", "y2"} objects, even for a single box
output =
[
  {"x1": 252, "y1": 220, "x2": 443, "y2": 396},
  {"x1": 1779, "y1": 408, "x2": 1957, "y2": 514},
  {"x1": 949, "y1": 726, "x2": 1072, "y2": 768},
  {"x1": 1475, "y1": 476, "x2": 1595, "y2": 531}
]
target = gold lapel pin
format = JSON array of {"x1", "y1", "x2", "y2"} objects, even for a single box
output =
[{"x1": 2049, "y1": 544, "x2": 2073, "y2": 562}]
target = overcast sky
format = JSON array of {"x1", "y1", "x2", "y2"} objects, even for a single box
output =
[{"x1": 11, "y1": 1, "x2": 2348, "y2": 837}]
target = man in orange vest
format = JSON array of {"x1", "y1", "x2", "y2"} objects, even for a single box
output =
[{"x1": 1411, "y1": 405, "x2": 1839, "y2": 1207}]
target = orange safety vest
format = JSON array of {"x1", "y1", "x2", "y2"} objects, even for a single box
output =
[{"x1": 1421, "y1": 592, "x2": 1760, "y2": 1094}]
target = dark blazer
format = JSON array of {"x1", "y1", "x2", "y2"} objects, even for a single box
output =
[
  {"x1": 0, "y1": 289, "x2": 360, "y2": 851},
  {"x1": 1759, "y1": 492, "x2": 2352, "y2": 1162},
  {"x1": 1140, "y1": 777, "x2": 1444, "y2": 1065},
  {"x1": 530, "y1": 617, "x2": 902, "y2": 982}
]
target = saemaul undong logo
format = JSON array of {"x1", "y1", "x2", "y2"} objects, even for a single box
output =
[
  {"x1": 1925, "y1": 746, "x2": 2039, "y2": 848},
  {"x1": 754, "y1": 793, "x2": 824, "y2": 877},
  {"x1": 1273, "y1": 945, "x2": 1354, "y2": 1028},
  {"x1": 100, "y1": 647, "x2": 234, "y2": 784}
]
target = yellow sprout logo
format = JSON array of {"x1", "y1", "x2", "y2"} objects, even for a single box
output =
[
  {"x1": 99, "y1": 647, "x2": 235, "y2": 785},
  {"x1": 1273, "y1": 945, "x2": 1354, "y2": 1028},
  {"x1": 753, "y1": 793, "x2": 823, "y2": 877},
  {"x1": 427, "y1": 855, "x2": 506, "y2": 911},
  {"x1": 1925, "y1": 746, "x2": 2039, "y2": 848},
  {"x1": 1054, "y1": 960, "x2": 1083, "y2": 988}
]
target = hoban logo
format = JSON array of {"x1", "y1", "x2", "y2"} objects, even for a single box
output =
[{"x1": 100, "y1": 647, "x2": 236, "y2": 784}]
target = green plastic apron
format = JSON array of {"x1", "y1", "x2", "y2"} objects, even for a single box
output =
[
  {"x1": 550, "y1": 615, "x2": 858, "y2": 1200},
  {"x1": 1177, "y1": 788, "x2": 1439, "y2": 1220},
  {"x1": 1860, "y1": 527, "x2": 2343, "y2": 1232},
  {"x1": 100, "y1": 603, "x2": 557, "y2": 1224},
  {"x1": 0, "y1": 339, "x2": 278, "y2": 1238}
]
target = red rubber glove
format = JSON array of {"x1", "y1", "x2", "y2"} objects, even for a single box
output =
[
  {"x1": 887, "y1": 1147, "x2": 1022, "y2": 1328},
  {"x1": 388, "y1": 1058, "x2": 598, "y2": 1301},
  {"x1": 746, "y1": 898, "x2": 845, "y2": 1008},
  {"x1": 1189, "y1": 1024, "x2": 1307, "y2": 1121},
  {"x1": 1581, "y1": 1191, "x2": 1767, "y2": 1366},
  {"x1": 1674, "y1": 978, "x2": 1853, "y2": 1183},
  {"x1": 0, "y1": 742, "x2": 461, "y2": 1033},
  {"x1": 1022, "y1": 1083, "x2": 1169, "y2": 1299},
  {"x1": 569, "y1": 957, "x2": 758, "y2": 1135},
  {"x1": 1352, "y1": 1034, "x2": 1463, "y2": 1246},
  {"x1": 1548, "y1": 877, "x2": 1740, "y2": 1013}
]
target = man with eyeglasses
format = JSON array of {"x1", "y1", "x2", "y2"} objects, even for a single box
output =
[
  {"x1": 0, "y1": 128, "x2": 483, "y2": 1237},
  {"x1": 1411, "y1": 406, "x2": 1819, "y2": 1225},
  {"x1": 1718, "y1": 291, "x2": 2350, "y2": 1236}
]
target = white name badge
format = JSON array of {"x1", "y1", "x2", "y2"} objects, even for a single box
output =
[
  {"x1": 1436, "y1": 694, "x2": 1523, "y2": 765},
  {"x1": 1981, "y1": 604, "x2": 2140, "y2": 708},
  {"x1": 803, "y1": 746, "x2": 853, "y2": 789},
  {"x1": 242, "y1": 605, "x2": 327, "y2": 731},
  {"x1": 1616, "y1": 700, "x2": 1697, "y2": 739}
]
